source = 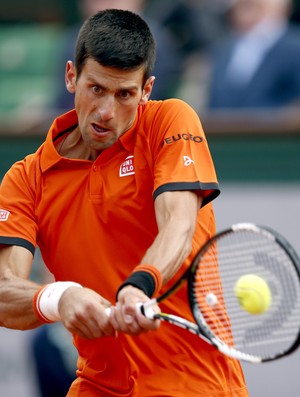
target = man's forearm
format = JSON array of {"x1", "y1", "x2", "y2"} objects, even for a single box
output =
[{"x1": 0, "y1": 276, "x2": 42, "y2": 330}]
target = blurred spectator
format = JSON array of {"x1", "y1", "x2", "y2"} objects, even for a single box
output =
[
  {"x1": 290, "y1": 0, "x2": 300, "y2": 24},
  {"x1": 31, "y1": 324, "x2": 77, "y2": 397},
  {"x1": 207, "y1": 0, "x2": 300, "y2": 109},
  {"x1": 145, "y1": 0, "x2": 230, "y2": 56},
  {"x1": 55, "y1": 0, "x2": 181, "y2": 112},
  {"x1": 164, "y1": 0, "x2": 232, "y2": 110}
]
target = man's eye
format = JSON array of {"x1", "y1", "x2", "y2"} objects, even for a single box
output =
[
  {"x1": 92, "y1": 86, "x2": 101, "y2": 94},
  {"x1": 119, "y1": 90, "x2": 130, "y2": 99}
]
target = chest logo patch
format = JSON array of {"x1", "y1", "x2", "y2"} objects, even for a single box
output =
[
  {"x1": 0, "y1": 209, "x2": 10, "y2": 221},
  {"x1": 119, "y1": 155, "x2": 135, "y2": 177}
]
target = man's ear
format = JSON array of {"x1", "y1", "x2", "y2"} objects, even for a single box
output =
[
  {"x1": 139, "y1": 76, "x2": 155, "y2": 105},
  {"x1": 65, "y1": 61, "x2": 77, "y2": 94}
]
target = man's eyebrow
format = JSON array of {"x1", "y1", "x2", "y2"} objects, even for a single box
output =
[
  {"x1": 118, "y1": 85, "x2": 139, "y2": 91},
  {"x1": 86, "y1": 76, "x2": 139, "y2": 91},
  {"x1": 87, "y1": 76, "x2": 104, "y2": 86}
]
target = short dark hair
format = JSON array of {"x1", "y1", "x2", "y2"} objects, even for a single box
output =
[{"x1": 75, "y1": 9, "x2": 156, "y2": 84}]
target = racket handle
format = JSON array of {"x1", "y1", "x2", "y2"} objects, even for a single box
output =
[
  {"x1": 138, "y1": 299, "x2": 157, "y2": 319},
  {"x1": 105, "y1": 307, "x2": 111, "y2": 316},
  {"x1": 104, "y1": 300, "x2": 157, "y2": 319},
  {"x1": 104, "y1": 305, "x2": 150, "y2": 316}
]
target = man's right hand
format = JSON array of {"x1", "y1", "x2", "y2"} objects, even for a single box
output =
[{"x1": 58, "y1": 287, "x2": 115, "y2": 339}]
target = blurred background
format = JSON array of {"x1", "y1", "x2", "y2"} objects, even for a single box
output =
[{"x1": 0, "y1": 0, "x2": 300, "y2": 396}]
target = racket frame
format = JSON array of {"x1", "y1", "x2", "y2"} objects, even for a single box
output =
[{"x1": 187, "y1": 223, "x2": 300, "y2": 363}]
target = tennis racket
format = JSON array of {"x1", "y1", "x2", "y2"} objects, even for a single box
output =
[{"x1": 130, "y1": 223, "x2": 300, "y2": 363}]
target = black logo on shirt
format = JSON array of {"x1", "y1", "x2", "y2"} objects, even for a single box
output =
[{"x1": 161, "y1": 133, "x2": 205, "y2": 147}]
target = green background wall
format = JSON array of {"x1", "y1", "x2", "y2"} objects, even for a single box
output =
[{"x1": 1, "y1": 133, "x2": 299, "y2": 182}]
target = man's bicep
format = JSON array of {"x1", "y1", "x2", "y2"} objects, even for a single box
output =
[
  {"x1": 0, "y1": 245, "x2": 33, "y2": 279},
  {"x1": 154, "y1": 190, "x2": 202, "y2": 231}
]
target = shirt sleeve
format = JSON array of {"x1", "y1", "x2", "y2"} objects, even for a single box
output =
[
  {"x1": 150, "y1": 99, "x2": 220, "y2": 206},
  {"x1": 0, "y1": 156, "x2": 38, "y2": 255}
]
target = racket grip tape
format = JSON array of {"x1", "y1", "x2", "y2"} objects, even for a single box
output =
[
  {"x1": 104, "y1": 300, "x2": 157, "y2": 319},
  {"x1": 138, "y1": 299, "x2": 157, "y2": 319},
  {"x1": 105, "y1": 307, "x2": 111, "y2": 316}
]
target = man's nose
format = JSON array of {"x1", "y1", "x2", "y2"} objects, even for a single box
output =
[{"x1": 98, "y1": 96, "x2": 115, "y2": 121}]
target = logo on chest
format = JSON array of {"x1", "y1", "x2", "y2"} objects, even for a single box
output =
[
  {"x1": 0, "y1": 209, "x2": 10, "y2": 221},
  {"x1": 119, "y1": 155, "x2": 135, "y2": 177}
]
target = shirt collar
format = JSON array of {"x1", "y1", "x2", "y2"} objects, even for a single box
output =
[
  {"x1": 40, "y1": 109, "x2": 78, "y2": 172},
  {"x1": 118, "y1": 105, "x2": 141, "y2": 152},
  {"x1": 40, "y1": 107, "x2": 142, "y2": 172}
]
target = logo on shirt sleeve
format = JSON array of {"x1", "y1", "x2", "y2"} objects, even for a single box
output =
[
  {"x1": 161, "y1": 133, "x2": 205, "y2": 147},
  {"x1": 0, "y1": 209, "x2": 10, "y2": 221},
  {"x1": 119, "y1": 155, "x2": 135, "y2": 177},
  {"x1": 183, "y1": 156, "x2": 195, "y2": 166}
]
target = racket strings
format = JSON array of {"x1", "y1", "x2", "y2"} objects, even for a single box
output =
[{"x1": 191, "y1": 229, "x2": 300, "y2": 359}]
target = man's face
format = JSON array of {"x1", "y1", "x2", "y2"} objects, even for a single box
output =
[
  {"x1": 230, "y1": 0, "x2": 265, "y2": 33},
  {"x1": 66, "y1": 58, "x2": 154, "y2": 153}
]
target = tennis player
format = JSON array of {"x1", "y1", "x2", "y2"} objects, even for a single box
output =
[{"x1": 0, "y1": 9, "x2": 249, "y2": 397}]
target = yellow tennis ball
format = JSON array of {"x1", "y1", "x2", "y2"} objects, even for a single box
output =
[{"x1": 234, "y1": 274, "x2": 272, "y2": 315}]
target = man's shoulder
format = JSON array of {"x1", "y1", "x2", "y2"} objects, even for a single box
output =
[
  {"x1": 144, "y1": 97, "x2": 191, "y2": 108},
  {"x1": 136, "y1": 98, "x2": 200, "y2": 147},
  {"x1": 142, "y1": 98, "x2": 196, "y2": 119}
]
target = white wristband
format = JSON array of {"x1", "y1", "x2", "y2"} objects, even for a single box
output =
[{"x1": 35, "y1": 281, "x2": 83, "y2": 322}]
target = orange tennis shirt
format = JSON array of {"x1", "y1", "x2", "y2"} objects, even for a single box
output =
[{"x1": 0, "y1": 99, "x2": 248, "y2": 397}]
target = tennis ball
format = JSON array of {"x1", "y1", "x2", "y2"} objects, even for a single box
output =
[{"x1": 234, "y1": 274, "x2": 272, "y2": 315}]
